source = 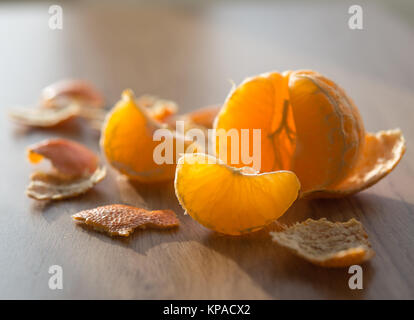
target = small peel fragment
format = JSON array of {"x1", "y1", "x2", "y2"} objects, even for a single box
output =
[
  {"x1": 9, "y1": 79, "x2": 105, "y2": 129},
  {"x1": 26, "y1": 138, "x2": 105, "y2": 200},
  {"x1": 72, "y1": 204, "x2": 179, "y2": 237},
  {"x1": 270, "y1": 218, "x2": 374, "y2": 267},
  {"x1": 8, "y1": 103, "x2": 80, "y2": 127},
  {"x1": 181, "y1": 105, "x2": 221, "y2": 129},
  {"x1": 27, "y1": 138, "x2": 99, "y2": 177},
  {"x1": 303, "y1": 129, "x2": 406, "y2": 198},
  {"x1": 166, "y1": 105, "x2": 221, "y2": 132},
  {"x1": 42, "y1": 79, "x2": 105, "y2": 109},
  {"x1": 136, "y1": 95, "x2": 178, "y2": 122},
  {"x1": 26, "y1": 166, "x2": 106, "y2": 200}
]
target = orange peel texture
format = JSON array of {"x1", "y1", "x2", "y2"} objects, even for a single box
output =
[
  {"x1": 270, "y1": 218, "x2": 374, "y2": 267},
  {"x1": 174, "y1": 153, "x2": 300, "y2": 235},
  {"x1": 215, "y1": 70, "x2": 406, "y2": 197},
  {"x1": 72, "y1": 204, "x2": 179, "y2": 237},
  {"x1": 27, "y1": 167, "x2": 106, "y2": 201}
]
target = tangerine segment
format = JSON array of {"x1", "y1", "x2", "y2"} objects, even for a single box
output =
[
  {"x1": 27, "y1": 138, "x2": 99, "y2": 177},
  {"x1": 72, "y1": 204, "x2": 179, "y2": 237},
  {"x1": 270, "y1": 218, "x2": 374, "y2": 267},
  {"x1": 287, "y1": 70, "x2": 365, "y2": 191},
  {"x1": 304, "y1": 129, "x2": 406, "y2": 198},
  {"x1": 174, "y1": 153, "x2": 300, "y2": 235},
  {"x1": 27, "y1": 166, "x2": 106, "y2": 200},
  {"x1": 215, "y1": 72, "x2": 295, "y2": 172},
  {"x1": 101, "y1": 89, "x2": 180, "y2": 182}
]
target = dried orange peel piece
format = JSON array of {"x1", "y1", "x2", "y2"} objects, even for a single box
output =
[
  {"x1": 215, "y1": 70, "x2": 405, "y2": 197},
  {"x1": 28, "y1": 138, "x2": 99, "y2": 177},
  {"x1": 136, "y1": 95, "x2": 178, "y2": 122},
  {"x1": 26, "y1": 138, "x2": 106, "y2": 200},
  {"x1": 41, "y1": 79, "x2": 105, "y2": 109},
  {"x1": 27, "y1": 167, "x2": 106, "y2": 200},
  {"x1": 270, "y1": 218, "x2": 374, "y2": 267},
  {"x1": 169, "y1": 105, "x2": 221, "y2": 130},
  {"x1": 8, "y1": 103, "x2": 80, "y2": 127},
  {"x1": 9, "y1": 79, "x2": 105, "y2": 129},
  {"x1": 185, "y1": 105, "x2": 221, "y2": 129},
  {"x1": 305, "y1": 129, "x2": 406, "y2": 198},
  {"x1": 101, "y1": 89, "x2": 196, "y2": 183},
  {"x1": 72, "y1": 204, "x2": 179, "y2": 237},
  {"x1": 174, "y1": 153, "x2": 300, "y2": 235}
]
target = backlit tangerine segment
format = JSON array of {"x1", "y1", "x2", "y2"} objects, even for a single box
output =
[
  {"x1": 215, "y1": 70, "x2": 366, "y2": 193},
  {"x1": 174, "y1": 153, "x2": 300, "y2": 235}
]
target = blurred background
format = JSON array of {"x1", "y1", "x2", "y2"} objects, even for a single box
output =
[{"x1": 1, "y1": 0, "x2": 413, "y2": 117}]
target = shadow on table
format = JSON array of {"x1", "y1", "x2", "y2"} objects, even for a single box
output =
[{"x1": 200, "y1": 193, "x2": 414, "y2": 299}]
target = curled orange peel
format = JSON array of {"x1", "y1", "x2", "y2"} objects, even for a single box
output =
[
  {"x1": 270, "y1": 218, "x2": 374, "y2": 267},
  {"x1": 26, "y1": 138, "x2": 106, "y2": 200},
  {"x1": 215, "y1": 70, "x2": 406, "y2": 197},
  {"x1": 72, "y1": 204, "x2": 179, "y2": 237},
  {"x1": 101, "y1": 89, "x2": 198, "y2": 183}
]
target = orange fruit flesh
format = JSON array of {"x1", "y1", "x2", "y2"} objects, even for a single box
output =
[
  {"x1": 175, "y1": 153, "x2": 300, "y2": 235},
  {"x1": 215, "y1": 70, "x2": 371, "y2": 194},
  {"x1": 215, "y1": 72, "x2": 294, "y2": 173},
  {"x1": 101, "y1": 90, "x2": 179, "y2": 182}
]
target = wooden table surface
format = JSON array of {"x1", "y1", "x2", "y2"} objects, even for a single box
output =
[{"x1": 1, "y1": 0, "x2": 413, "y2": 299}]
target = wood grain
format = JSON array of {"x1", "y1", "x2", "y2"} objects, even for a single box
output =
[{"x1": 0, "y1": 0, "x2": 413, "y2": 299}]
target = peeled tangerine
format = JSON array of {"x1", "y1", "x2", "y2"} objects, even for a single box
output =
[
  {"x1": 215, "y1": 70, "x2": 406, "y2": 197},
  {"x1": 174, "y1": 153, "x2": 300, "y2": 235}
]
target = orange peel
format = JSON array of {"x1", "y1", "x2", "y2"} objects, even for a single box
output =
[
  {"x1": 174, "y1": 153, "x2": 300, "y2": 235},
  {"x1": 26, "y1": 167, "x2": 106, "y2": 200},
  {"x1": 26, "y1": 138, "x2": 105, "y2": 200},
  {"x1": 135, "y1": 95, "x2": 178, "y2": 122},
  {"x1": 101, "y1": 89, "x2": 196, "y2": 183},
  {"x1": 28, "y1": 138, "x2": 99, "y2": 177},
  {"x1": 72, "y1": 204, "x2": 179, "y2": 237},
  {"x1": 175, "y1": 105, "x2": 221, "y2": 129},
  {"x1": 9, "y1": 79, "x2": 105, "y2": 129},
  {"x1": 41, "y1": 79, "x2": 104, "y2": 109},
  {"x1": 215, "y1": 70, "x2": 406, "y2": 197},
  {"x1": 270, "y1": 218, "x2": 374, "y2": 267},
  {"x1": 305, "y1": 129, "x2": 406, "y2": 198}
]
